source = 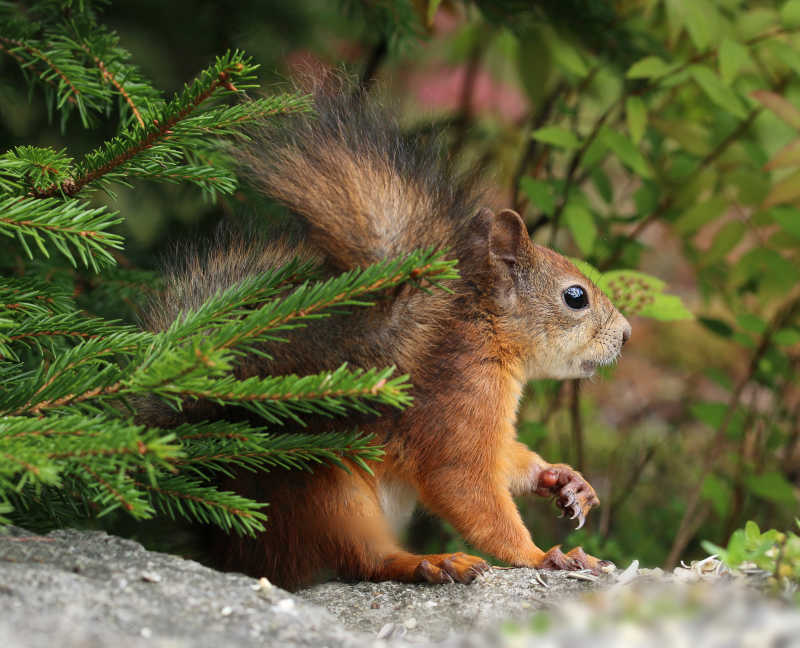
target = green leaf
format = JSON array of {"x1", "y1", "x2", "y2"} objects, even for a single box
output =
[
  {"x1": 770, "y1": 206, "x2": 800, "y2": 238},
  {"x1": 690, "y1": 65, "x2": 748, "y2": 119},
  {"x1": 583, "y1": 267, "x2": 693, "y2": 321},
  {"x1": 591, "y1": 168, "x2": 613, "y2": 203},
  {"x1": 550, "y1": 37, "x2": 589, "y2": 78},
  {"x1": 768, "y1": 40, "x2": 800, "y2": 77},
  {"x1": 765, "y1": 138, "x2": 800, "y2": 170},
  {"x1": 626, "y1": 56, "x2": 673, "y2": 79},
  {"x1": 750, "y1": 90, "x2": 800, "y2": 130},
  {"x1": 718, "y1": 38, "x2": 750, "y2": 84},
  {"x1": 762, "y1": 169, "x2": 800, "y2": 208},
  {"x1": 725, "y1": 529, "x2": 747, "y2": 565},
  {"x1": 601, "y1": 129, "x2": 653, "y2": 178},
  {"x1": 737, "y1": 313, "x2": 767, "y2": 334},
  {"x1": 638, "y1": 293, "x2": 693, "y2": 321},
  {"x1": 691, "y1": 401, "x2": 728, "y2": 428},
  {"x1": 651, "y1": 117, "x2": 711, "y2": 156},
  {"x1": 682, "y1": 0, "x2": 719, "y2": 51},
  {"x1": 698, "y1": 317, "x2": 733, "y2": 338},
  {"x1": 531, "y1": 126, "x2": 581, "y2": 150},
  {"x1": 704, "y1": 220, "x2": 745, "y2": 264},
  {"x1": 702, "y1": 474, "x2": 731, "y2": 517},
  {"x1": 745, "y1": 472, "x2": 797, "y2": 505},
  {"x1": 732, "y1": 247, "x2": 800, "y2": 294},
  {"x1": 775, "y1": 328, "x2": 800, "y2": 346},
  {"x1": 426, "y1": 0, "x2": 443, "y2": 25},
  {"x1": 780, "y1": 0, "x2": 800, "y2": 27},
  {"x1": 563, "y1": 204, "x2": 597, "y2": 255},
  {"x1": 570, "y1": 258, "x2": 604, "y2": 286},
  {"x1": 673, "y1": 196, "x2": 727, "y2": 235},
  {"x1": 625, "y1": 96, "x2": 647, "y2": 145},
  {"x1": 745, "y1": 520, "x2": 762, "y2": 543},
  {"x1": 520, "y1": 177, "x2": 555, "y2": 214},
  {"x1": 670, "y1": 0, "x2": 719, "y2": 51}
]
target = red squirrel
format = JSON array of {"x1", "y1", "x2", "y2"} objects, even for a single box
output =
[{"x1": 143, "y1": 87, "x2": 631, "y2": 590}]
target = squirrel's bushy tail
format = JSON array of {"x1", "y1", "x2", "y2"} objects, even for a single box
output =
[{"x1": 239, "y1": 85, "x2": 482, "y2": 270}]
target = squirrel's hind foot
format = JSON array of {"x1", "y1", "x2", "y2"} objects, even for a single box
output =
[{"x1": 378, "y1": 551, "x2": 490, "y2": 584}]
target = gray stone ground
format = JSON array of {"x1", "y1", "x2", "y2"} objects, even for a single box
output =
[
  {"x1": 2, "y1": 526, "x2": 800, "y2": 648},
  {"x1": 297, "y1": 567, "x2": 600, "y2": 642}
]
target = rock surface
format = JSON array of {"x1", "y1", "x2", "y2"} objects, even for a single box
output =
[
  {"x1": 0, "y1": 526, "x2": 364, "y2": 648},
  {"x1": 2, "y1": 526, "x2": 800, "y2": 647},
  {"x1": 297, "y1": 567, "x2": 600, "y2": 643}
]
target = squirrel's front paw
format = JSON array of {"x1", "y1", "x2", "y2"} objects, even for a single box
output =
[
  {"x1": 535, "y1": 546, "x2": 613, "y2": 574},
  {"x1": 534, "y1": 463, "x2": 599, "y2": 529}
]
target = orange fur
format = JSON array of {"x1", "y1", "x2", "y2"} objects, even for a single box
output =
[{"x1": 146, "y1": 90, "x2": 630, "y2": 589}]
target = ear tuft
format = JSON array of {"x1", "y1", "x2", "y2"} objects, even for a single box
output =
[{"x1": 491, "y1": 209, "x2": 528, "y2": 264}]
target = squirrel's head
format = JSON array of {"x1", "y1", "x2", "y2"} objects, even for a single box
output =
[{"x1": 465, "y1": 208, "x2": 631, "y2": 380}]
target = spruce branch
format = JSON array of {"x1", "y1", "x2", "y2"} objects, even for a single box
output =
[
  {"x1": 0, "y1": 277, "x2": 76, "y2": 318},
  {"x1": 163, "y1": 256, "x2": 321, "y2": 342},
  {"x1": 75, "y1": 40, "x2": 146, "y2": 128},
  {"x1": 136, "y1": 365, "x2": 411, "y2": 425},
  {"x1": 74, "y1": 464, "x2": 152, "y2": 517},
  {"x1": 0, "y1": 415, "x2": 181, "y2": 490},
  {"x1": 0, "y1": 35, "x2": 91, "y2": 121},
  {"x1": 0, "y1": 196, "x2": 123, "y2": 270},
  {"x1": 0, "y1": 146, "x2": 74, "y2": 194},
  {"x1": 190, "y1": 248, "x2": 458, "y2": 354},
  {"x1": 134, "y1": 475, "x2": 267, "y2": 535},
  {"x1": 0, "y1": 312, "x2": 141, "y2": 361},
  {"x1": 0, "y1": 8, "x2": 456, "y2": 537},
  {"x1": 29, "y1": 51, "x2": 266, "y2": 198},
  {"x1": 1, "y1": 331, "x2": 152, "y2": 415},
  {"x1": 169, "y1": 423, "x2": 383, "y2": 477},
  {"x1": 124, "y1": 162, "x2": 237, "y2": 197},
  {"x1": 169, "y1": 95, "x2": 312, "y2": 138}
]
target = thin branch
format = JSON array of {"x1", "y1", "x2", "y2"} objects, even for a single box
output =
[
  {"x1": 569, "y1": 379, "x2": 584, "y2": 472},
  {"x1": 548, "y1": 101, "x2": 617, "y2": 247},
  {"x1": 0, "y1": 36, "x2": 81, "y2": 104},
  {"x1": 26, "y1": 381, "x2": 122, "y2": 416},
  {"x1": 132, "y1": 479, "x2": 259, "y2": 520},
  {"x1": 360, "y1": 38, "x2": 388, "y2": 91},
  {"x1": 450, "y1": 38, "x2": 486, "y2": 158},
  {"x1": 169, "y1": 379, "x2": 392, "y2": 405},
  {"x1": 77, "y1": 42, "x2": 144, "y2": 127},
  {"x1": 79, "y1": 463, "x2": 134, "y2": 512},
  {"x1": 0, "y1": 215, "x2": 117, "y2": 246}
]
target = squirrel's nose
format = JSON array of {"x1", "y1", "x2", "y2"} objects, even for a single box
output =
[{"x1": 621, "y1": 323, "x2": 632, "y2": 346}]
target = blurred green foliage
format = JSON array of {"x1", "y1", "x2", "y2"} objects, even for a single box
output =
[{"x1": 704, "y1": 520, "x2": 800, "y2": 592}]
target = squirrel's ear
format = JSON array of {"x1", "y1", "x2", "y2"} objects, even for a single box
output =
[
  {"x1": 490, "y1": 209, "x2": 528, "y2": 264},
  {"x1": 466, "y1": 207, "x2": 495, "y2": 260}
]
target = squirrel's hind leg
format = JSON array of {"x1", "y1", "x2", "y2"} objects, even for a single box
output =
[{"x1": 220, "y1": 463, "x2": 488, "y2": 588}]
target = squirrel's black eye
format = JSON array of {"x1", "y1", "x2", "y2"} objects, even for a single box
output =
[{"x1": 563, "y1": 285, "x2": 589, "y2": 310}]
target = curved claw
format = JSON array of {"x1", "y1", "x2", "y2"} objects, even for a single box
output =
[{"x1": 575, "y1": 512, "x2": 586, "y2": 530}]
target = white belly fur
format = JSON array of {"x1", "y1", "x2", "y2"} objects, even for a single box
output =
[{"x1": 377, "y1": 479, "x2": 417, "y2": 536}]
